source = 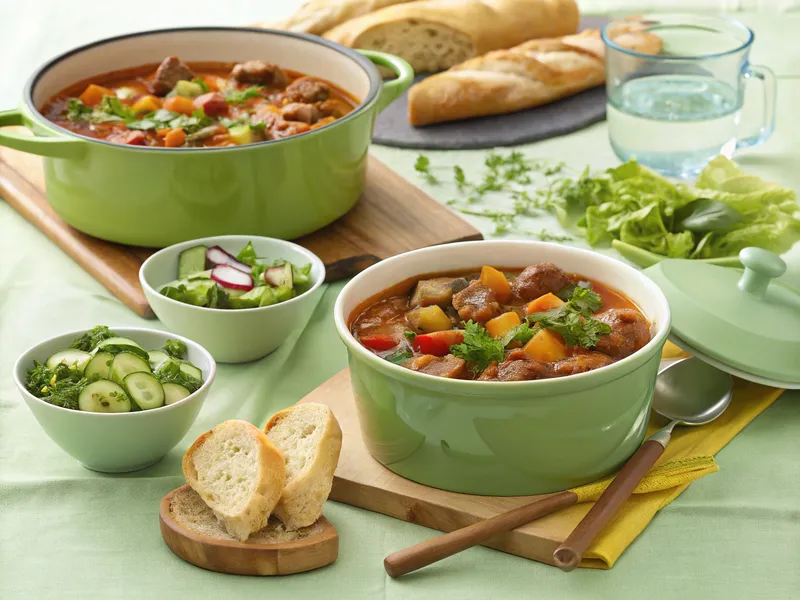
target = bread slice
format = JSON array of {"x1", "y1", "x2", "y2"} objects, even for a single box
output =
[
  {"x1": 169, "y1": 485, "x2": 324, "y2": 544},
  {"x1": 264, "y1": 403, "x2": 342, "y2": 531},
  {"x1": 323, "y1": 0, "x2": 580, "y2": 73},
  {"x1": 261, "y1": 0, "x2": 416, "y2": 36},
  {"x1": 408, "y1": 25, "x2": 663, "y2": 125},
  {"x1": 182, "y1": 420, "x2": 286, "y2": 541}
]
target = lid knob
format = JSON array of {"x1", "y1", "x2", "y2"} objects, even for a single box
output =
[{"x1": 737, "y1": 247, "x2": 786, "y2": 298}]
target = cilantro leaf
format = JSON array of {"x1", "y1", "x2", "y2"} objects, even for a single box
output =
[
  {"x1": 66, "y1": 99, "x2": 93, "y2": 121},
  {"x1": 385, "y1": 348, "x2": 413, "y2": 365},
  {"x1": 499, "y1": 322, "x2": 537, "y2": 347},
  {"x1": 450, "y1": 321, "x2": 504, "y2": 372},
  {"x1": 163, "y1": 339, "x2": 187, "y2": 359},
  {"x1": 414, "y1": 154, "x2": 438, "y2": 184},
  {"x1": 69, "y1": 325, "x2": 117, "y2": 352},
  {"x1": 555, "y1": 280, "x2": 591, "y2": 302},
  {"x1": 526, "y1": 286, "x2": 610, "y2": 348},
  {"x1": 567, "y1": 286, "x2": 603, "y2": 316},
  {"x1": 225, "y1": 86, "x2": 264, "y2": 104}
]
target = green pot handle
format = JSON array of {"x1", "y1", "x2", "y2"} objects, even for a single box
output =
[
  {"x1": 0, "y1": 109, "x2": 84, "y2": 158},
  {"x1": 358, "y1": 50, "x2": 414, "y2": 113}
]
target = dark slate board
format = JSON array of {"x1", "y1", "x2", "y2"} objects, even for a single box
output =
[{"x1": 373, "y1": 16, "x2": 609, "y2": 150}]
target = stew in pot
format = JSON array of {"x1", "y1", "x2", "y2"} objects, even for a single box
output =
[
  {"x1": 41, "y1": 56, "x2": 358, "y2": 147},
  {"x1": 349, "y1": 262, "x2": 652, "y2": 381}
]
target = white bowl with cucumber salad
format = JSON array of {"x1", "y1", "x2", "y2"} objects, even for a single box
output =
[
  {"x1": 139, "y1": 235, "x2": 326, "y2": 363},
  {"x1": 13, "y1": 326, "x2": 216, "y2": 473}
]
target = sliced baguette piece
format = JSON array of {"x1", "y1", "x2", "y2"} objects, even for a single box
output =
[
  {"x1": 407, "y1": 25, "x2": 663, "y2": 126},
  {"x1": 182, "y1": 420, "x2": 286, "y2": 541},
  {"x1": 261, "y1": 0, "x2": 416, "y2": 36},
  {"x1": 264, "y1": 403, "x2": 342, "y2": 531},
  {"x1": 323, "y1": 0, "x2": 580, "y2": 74}
]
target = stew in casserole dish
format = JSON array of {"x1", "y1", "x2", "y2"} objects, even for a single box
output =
[
  {"x1": 41, "y1": 56, "x2": 358, "y2": 147},
  {"x1": 349, "y1": 262, "x2": 652, "y2": 380}
]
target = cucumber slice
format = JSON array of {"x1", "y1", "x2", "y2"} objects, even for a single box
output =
[
  {"x1": 147, "y1": 350, "x2": 170, "y2": 371},
  {"x1": 123, "y1": 372, "x2": 165, "y2": 410},
  {"x1": 45, "y1": 349, "x2": 92, "y2": 372},
  {"x1": 78, "y1": 381, "x2": 131, "y2": 413},
  {"x1": 84, "y1": 352, "x2": 114, "y2": 380},
  {"x1": 96, "y1": 337, "x2": 149, "y2": 361},
  {"x1": 110, "y1": 353, "x2": 151, "y2": 384},
  {"x1": 178, "y1": 245, "x2": 208, "y2": 279},
  {"x1": 178, "y1": 362, "x2": 203, "y2": 382},
  {"x1": 162, "y1": 382, "x2": 191, "y2": 405},
  {"x1": 97, "y1": 337, "x2": 143, "y2": 350}
]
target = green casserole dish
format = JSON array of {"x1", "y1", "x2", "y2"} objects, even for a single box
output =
[{"x1": 0, "y1": 27, "x2": 412, "y2": 247}]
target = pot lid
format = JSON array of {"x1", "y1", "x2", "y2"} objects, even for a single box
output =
[{"x1": 644, "y1": 247, "x2": 800, "y2": 386}]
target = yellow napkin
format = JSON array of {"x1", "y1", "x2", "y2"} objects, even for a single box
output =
[{"x1": 565, "y1": 341, "x2": 785, "y2": 569}]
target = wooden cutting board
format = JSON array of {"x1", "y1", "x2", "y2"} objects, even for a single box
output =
[
  {"x1": 298, "y1": 369, "x2": 600, "y2": 568},
  {"x1": 0, "y1": 143, "x2": 481, "y2": 318}
]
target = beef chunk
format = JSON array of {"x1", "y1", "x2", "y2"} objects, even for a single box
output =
[
  {"x1": 231, "y1": 61, "x2": 288, "y2": 88},
  {"x1": 351, "y1": 296, "x2": 408, "y2": 340},
  {"x1": 107, "y1": 130, "x2": 147, "y2": 145},
  {"x1": 511, "y1": 263, "x2": 571, "y2": 302},
  {"x1": 553, "y1": 352, "x2": 614, "y2": 376},
  {"x1": 479, "y1": 356, "x2": 555, "y2": 381},
  {"x1": 283, "y1": 77, "x2": 330, "y2": 103},
  {"x1": 452, "y1": 281, "x2": 501, "y2": 324},
  {"x1": 318, "y1": 98, "x2": 352, "y2": 118},
  {"x1": 193, "y1": 92, "x2": 227, "y2": 117},
  {"x1": 148, "y1": 56, "x2": 195, "y2": 96},
  {"x1": 404, "y1": 354, "x2": 468, "y2": 379},
  {"x1": 280, "y1": 102, "x2": 322, "y2": 124},
  {"x1": 271, "y1": 120, "x2": 311, "y2": 138},
  {"x1": 410, "y1": 277, "x2": 469, "y2": 308},
  {"x1": 593, "y1": 309, "x2": 651, "y2": 360}
]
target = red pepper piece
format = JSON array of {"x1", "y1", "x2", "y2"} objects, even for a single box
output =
[
  {"x1": 360, "y1": 334, "x2": 399, "y2": 352},
  {"x1": 414, "y1": 330, "x2": 465, "y2": 356}
]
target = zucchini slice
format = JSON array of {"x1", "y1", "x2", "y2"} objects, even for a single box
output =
[
  {"x1": 124, "y1": 372, "x2": 165, "y2": 410},
  {"x1": 78, "y1": 381, "x2": 131, "y2": 413},
  {"x1": 110, "y1": 352, "x2": 151, "y2": 384},
  {"x1": 162, "y1": 382, "x2": 191, "y2": 405},
  {"x1": 45, "y1": 349, "x2": 92, "y2": 372},
  {"x1": 84, "y1": 352, "x2": 114, "y2": 380}
]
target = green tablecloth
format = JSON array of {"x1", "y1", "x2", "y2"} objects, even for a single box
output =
[{"x1": 1, "y1": 5, "x2": 799, "y2": 599}]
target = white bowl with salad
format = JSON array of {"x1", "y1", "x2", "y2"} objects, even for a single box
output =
[
  {"x1": 13, "y1": 326, "x2": 216, "y2": 473},
  {"x1": 139, "y1": 235, "x2": 326, "y2": 363}
]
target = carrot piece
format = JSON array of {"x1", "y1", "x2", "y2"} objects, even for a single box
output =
[
  {"x1": 485, "y1": 312, "x2": 522, "y2": 339},
  {"x1": 79, "y1": 84, "x2": 114, "y2": 107},
  {"x1": 132, "y1": 95, "x2": 162, "y2": 113},
  {"x1": 479, "y1": 266, "x2": 511, "y2": 303},
  {"x1": 523, "y1": 330, "x2": 567, "y2": 362},
  {"x1": 163, "y1": 128, "x2": 186, "y2": 148},
  {"x1": 526, "y1": 293, "x2": 566, "y2": 315},
  {"x1": 202, "y1": 75, "x2": 220, "y2": 91},
  {"x1": 163, "y1": 95, "x2": 195, "y2": 115},
  {"x1": 156, "y1": 128, "x2": 171, "y2": 137}
]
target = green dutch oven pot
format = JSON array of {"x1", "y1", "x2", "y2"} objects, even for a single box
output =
[
  {"x1": 0, "y1": 27, "x2": 413, "y2": 247},
  {"x1": 334, "y1": 241, "x2": 672, "y2": 496}
]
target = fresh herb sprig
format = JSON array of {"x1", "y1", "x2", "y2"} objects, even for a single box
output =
[
  {"x1": 25, "y1": 362, "x2": 89, "y2": 410},
  {"x1": 527, "y1": 287, "x2": 610, "y2": 348},
  {"x1": 70, "y1": 325, "x2": 117, "y2": 352},
  {"x1": 450, "y1": 320, "x2": 505, "y2": 373},
  {"x1": 225, "y1": 86, "x2": 264, "y2": 104}
]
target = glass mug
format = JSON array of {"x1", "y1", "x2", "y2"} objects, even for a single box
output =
[{"x1": 602, "y1": 14, "x2": 776, "y2": 179}]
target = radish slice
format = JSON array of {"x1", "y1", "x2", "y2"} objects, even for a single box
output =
[
  {"x1": 205, "y1": 245, "x2": 252, "y2": 273},
  {"x1": 210, "y1": 265, "x2": 254, "y2": 291}
]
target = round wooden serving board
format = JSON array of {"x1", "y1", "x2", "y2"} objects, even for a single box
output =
[{"x1": 159, "y1": 485, "x2": 339, "y2": 576}]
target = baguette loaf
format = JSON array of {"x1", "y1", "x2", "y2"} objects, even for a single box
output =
[
  {"x1": 324, "y1": 0, "x2": 580, "y2": 73},
  {"x1": 264, "y1": 403, "x2": 342, "y2": 531},
  {"x1": 408, "y1": 24, "x2": 662, "y2": 125},
  {"x1": 182, "y1": 420, "x2": 286, "y2": 542},
  {"x1": 262, "y1": 0, "x2": 416, "y2": 35}
]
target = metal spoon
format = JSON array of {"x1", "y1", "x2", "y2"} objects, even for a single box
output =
[
  {"x1": 552, "y1": 357, "x2": 733, "y2": 571},
  {"x1": 384, "y1": 357, "x2": 732, "y2": 578}
]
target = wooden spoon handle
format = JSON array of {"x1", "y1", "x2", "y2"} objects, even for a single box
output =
[
  {"x1": 553, "y1": 440, "x2": 666, "y2": 572},
  {"x1": 384, "y1": 490, "x2": 578, "y2": 578}
]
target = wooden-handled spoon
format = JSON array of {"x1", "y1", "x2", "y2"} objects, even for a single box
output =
[
  {"x1": 552, "y1": 358, "x2": 733, "y2": 571},
  {"x1": 384, "y1": 491, "x2": 578, "y2": 577}
]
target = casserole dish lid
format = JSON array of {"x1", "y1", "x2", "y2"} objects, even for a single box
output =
[{"x1": 645, "y1": 247, "x2": 800, "y2": 387}]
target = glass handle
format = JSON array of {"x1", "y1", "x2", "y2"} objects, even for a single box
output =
[{"x1": 736, "y1": 64, "x2": 776, "y2": 149}]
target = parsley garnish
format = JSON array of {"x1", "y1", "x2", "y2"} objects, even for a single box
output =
[
  {"x1": 65, "y1": 99, "x2": 92, "y2": 121},
  {"x1": 499, "y1": 322, "x2": 538, "y2": 347},
  {"x1": 414, "y1": 155, "x2": 438, "y2": 184},
  {"x1": 385, "y1": 348, "x2": 413, "y2": 365},
  {"x1": 527, "y1": 287, "x2": 610, "y2": 347},
  {"x1": 450, "y1": 321, "x2": 504, "y2": 373},
  {"x1": 225, "y1": 86, "x2": 264, "y2": 104},
  {"x1": 69, "y1": 325, "x2": 117, "y2": 352}
]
